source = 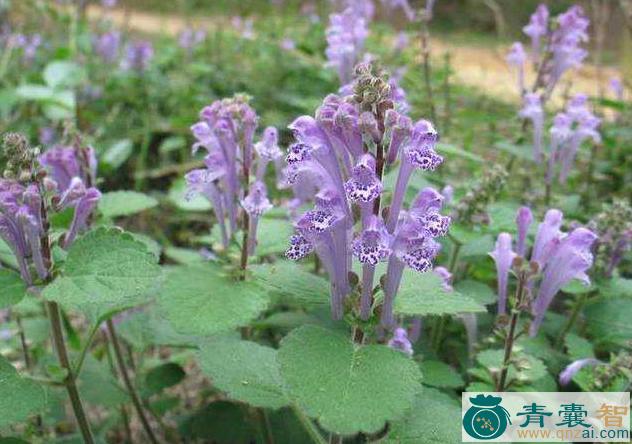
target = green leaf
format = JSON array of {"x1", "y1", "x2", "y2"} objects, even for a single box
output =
[
  {"x1": 493, "y1": 141, "x2": 533, "y2": 161},
  {"x1": 43, "y1": 228, "x2": 162, "y2": 323},
  {"x1": 561, "y1": 279, "x2": 594, "y2": 294},
  {"x1": 384, "y1": 388, "x2": 461, "y2": 444},
  {"x1": 0, "y1": 238, "x2": 18, "y2": 269},
  {"x1": 0, "y1": 356, "x2": 47, "y2": 427},
  {"x1": 0, "y1": 268, "x2": 26, "y2": 309},
  {"x1": 395, "y1": 271, "x2": 485, "y2": 316},
  {"x1": 585, "y1": 298, "x2": 632, "y2": 347},
  {"x1": 419, "y1": 361, "x2": 464, "y2": 389},
  {"x1": 250, "y1": 261, "x2": 329, "y2": 307},
  {"x1": 454, "y1": 279, "x2": 496, "y2": 305},
  {"x1": 487, "y1": 202, "x2": 522, "y2": 233},
  {"x1": 460, "y1": 234, "x2": 495, "y2": 259},
  {"x1": 436, "y1": 143, "x2": 484, "y2": 163},
  {"x1": 98, "y1": 191, "x2": 158, "y2": 218},
  {"x1": 476, "y1": 349, "x2": 546, "y2": 384},
  {"x1": 178, "y1": 401, "x2": 259, "y2": 443},
  {"x1": 145, "y1": 363, "x2": 186, "y2": 395},
  {"x1": 102, "y1": 139, "x2": 133, "y2": 169},
  {"x1": 77, "y1": 355, "x2": 127, "y2": 408},
  {"x1": 254, "y1": 218, "x2": 294, "y2": 257},
  {"x1": 116, "y1": 307, "x2": 197, "y2": 351},
  {"x1": 564, "y1": 333, "x2": 594, "y2": 360},
  {"x1": 278, "y1": 325, "x2": 422, "y2": 435},
  {"x1": 157, "y1": 265, "x2": 269, "y2": 335},
  {"x1": 598, "y1": 277, "x2": 632, "y2": 299},
  {"x1": 198, "y1": 337, "x2": 288, "y2": 409},
  {"x1": 43, "y1": 61, "x2": 85, "y2": 89},
  {"x1": 15, "y1": 84, "x2": 55, "y2": 101},
  {"x1": 163, "y1": 247, "x2": 206, "y2": 265}
]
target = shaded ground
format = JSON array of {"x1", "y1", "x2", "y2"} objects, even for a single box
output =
[{"x1": 88, "y1": 5, "x2": 620, "y2": 107}]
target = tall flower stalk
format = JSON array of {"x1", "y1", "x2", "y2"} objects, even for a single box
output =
[
  {"x1": 1, "y1": 133, "x2": 97, "y2": 444},
  {"x1": 186, "y1": 95, "x2": 277, "y2": 264},
  {"x1": 284, "y1": 63, "x2": 450, "y2": 334}
]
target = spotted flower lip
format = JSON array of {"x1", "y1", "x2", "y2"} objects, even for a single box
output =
[
  {"x1": 241, "y1": 181, "x2": 273, "y2": 217},
  {"x1": 344, "y1": 154, "x2": 383, "y2": 204},
  {"x1": 489, "y1": 232, "x2": 517, "y2": 315},
  {"x1": 352, "y1": 215, "x2": 392, "y2": 265},
  {"x1": 285, "y1": 233, "x2": 314, "y2": 260}
]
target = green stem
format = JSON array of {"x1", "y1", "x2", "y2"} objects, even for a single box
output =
[
  {"x1": 496, "y1": 272, "x2": 527, "y2": 392},
  {"x1": 291, "y1": 404, "x2": 326, "y2": 444},
  {"x1": 258, "y1": 408, "x2": 275, "y2": 444},
  {"x1": 72, "y1": 323, "x2": 100, "y2": 377},
  {"x1": 107, "y1": 319, "x2": 160, "y2": 444},
  {"x1": 555, "y1": 292, "x2": 589, "y2": 349},
  {"x1": 47, "y1": 301, "x2": 95, "y2": 444}
]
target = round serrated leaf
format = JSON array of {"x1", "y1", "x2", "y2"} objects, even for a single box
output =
[
  {"x1": 251, "y1": 261, "x2": 329, "y2": 307},
  {"x1": 0, "y1": 357, "x2": 47, "y2": 427},
  {"x1": 42, "y1": 227, "x2": 162, "y2": 323},
  {"x1": 278, "y1": 325, "x2": 422, "y2": 435},
  {"x1": 419, "y1": 360, "x2": 464, "y2": 389},
  {"x1": 99, "y1": 191, "x2": 158, "y2": 218},
  {"x1": 198, "y1": 337, "x2": 288, "y2": 409},
  {"x1": 384, "y1": 388, "x2": 461, "y2": 444},
  {"x1": 157, "y1": 265, "x2": 269, "y2": 335},
  {"x1": 0, "y1": 269, "x2": 26, "y2": 309},
  {"x1": 394, "y1": 271, "x2": 485, "y2": 316}
]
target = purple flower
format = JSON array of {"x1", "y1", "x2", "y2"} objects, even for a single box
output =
[
  {"x1": 344, "y1": 154, "x2": 383, "y2": 222},
  {"x1": 325, "y1": 8, "x2": 368, "y2": 85},
  {"x1": 93, "y1": 31, "x2": 120, "y2": 63},
  {"x1": 519, "y1": 93, "x2": 544, "y2": 163},
  {"x1": 532, "y1": 209, "x2": 564, "y2": 266},
  {"x1": 241, "y1": 181, "x2": 273, "y2": 255},
  {"x1": 63, "y1": 188, "x2": 101, "y2": 249},
  {"x1": 39, "y1": 145, "x2": 97, "y2": 193},
  {"x1": 559, "y1": 358, "x2": 601, "y2": 386},
  {"x1": 388, "y1": 327, "x2": 413, "y2": 356},
  {"x1": 530, "y1": 227, "x2": 596, "y2": 336},
  {"x1": 292, "y1": 206, "x2": 349, "y2": 319},
  {"x1": 441, "y1": 185, "x2": 453, "y2": 205},
  {"x1": 387, "y1": 119, "x2": 442, "y2": 232},
  {"x1": 609, "y1": 77, "x2": 624, "y2": 101},
  {"x1": 523, "y1": 4, "x2": 549, "y2": 63},
  {"x1": 433, "y1": 266, "x2": 453, "y2": 291},
  {"x1": 102, "y1": 0, "x2": 117, "y2": 7},
  {"x1": 14, "y1": 34, "x2": 41, "y2": 63},
  {"x1": 489, "y1": 233, "x2": 516, "y2": 315},
  {"x1": 280, "y1": 38, "x2": 296, "y2": 51},
  {"x1": 185, "y1": 167, "x2": 228, "y2": 248},
  {"x1": 384, "y1": 109, "x2": 412, "y2": 164},
  {"x1": 254, "y1": 127, "x2": 283, "y2": 182},
  {"x1": 557, "y1": 94, "x2": 600, "y2": 184},
  {"x1": 121, "y1": 41, "x2": 154, "y2": 72},
  {"x1": 545, "y1": 6, "x2": 589, "y2": 94},
  {"x1": 546, "y1": 113, "x2": 573, "y2": 185},
  {"x1": 506, "y1": 42, "x2": 526, "y2": 93},
  {"x1": 516, "y1": 206, "x2": 533, "y2": 257}
]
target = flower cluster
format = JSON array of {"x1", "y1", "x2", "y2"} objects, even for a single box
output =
[
  {"x1": 547, "y1": 94, "x2": 600, "y2": 184},
  {"x1": 121, "y1": 41, "x2": 154, "y2": 72},
  {"x1": 325, "y1": 8, "x2": 369, "y2": 85},
  {"x1": 12, "y1": 33, "x2": 42, "y2": 64},
  {"x1": 489, "y1": 206, "x2": 597, "y2": 336},
  {"x1": 185, "y1": 96, "x2": 278, "y2": 254},
  {"x1": 452, "y1": 164, "x2": 507, "y2": 225},
  {"x1": 284, "y1": 64, "x2": 450, "y2": 326},
  {"x1": 0, "y1": 134, "x2": 101, "y2": 286},
  {"x1": 509, "y1": 4, "x2": 589, "y2": 97}
]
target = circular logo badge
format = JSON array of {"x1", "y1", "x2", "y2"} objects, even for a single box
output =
[{"x1": 463, "y1": 395, "x2": 511, "y2": 440}]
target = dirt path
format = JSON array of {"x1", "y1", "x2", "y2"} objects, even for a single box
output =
[{"x1": 88, "y1": 6, "x2": 620, "y2": 106}]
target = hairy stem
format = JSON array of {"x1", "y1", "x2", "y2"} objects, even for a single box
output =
[
  {"x1": 47, "y1": 301, "x2": 95, "y2": 444},
  {"x1": 107, "y1": 319, "x2": 160, "y2": 444},
  {"x1": 496, "y1": 271, "x2": 527, "y2": 392}
]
